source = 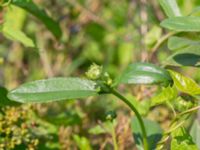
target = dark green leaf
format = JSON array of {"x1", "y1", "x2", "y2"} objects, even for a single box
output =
[
  {"x1": 12, "y1": 0, "x2": 62, "y2": 39},
  {"x1": 164, "y1": 45, "x2": 200, "y2": 67},
  {"x1": 0, "y1": 87, "x2": 20, "y2": 107},
  {"x1": 8, "y1": 77, "x2": 99, "y2": 103},
  {"x1": 168, "y1": 70, "x2": 200, "y2": 95},
  {"x1": 159, "y1": 0, "x2": 182, "y2": 18},
  {"x1": 131, "y1": 117, "x2": 163, "y2": 150},
  {"x1": 151, "y1": 86, "x2": 177, "y2": 106},
  {"x1": 161, "y1": 16, "x2": 200, "y2": 32},
  {"x1": 168, "y1": 36, "x2": 200, "y2": 51},
  {"x1": 116, "y1": 63, "x2": 172, "y2": 86}
]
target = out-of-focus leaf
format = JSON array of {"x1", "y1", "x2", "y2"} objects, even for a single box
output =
[
  {"x1": 164, "y1": 45, "x2": 200, "y2": 67},
  {"x1": 45, "y1": 112, "x2": 81, "y2": 126},
  {"x1": 151, "y1": 86, "x2": 177, "y2": 106},
  {"x1": 131, "y1": 117, "x2": 163, "y2": 150},
  {"x1": 159, "y1": 0, "x2": 182, "y2": 18},
  {"x1": 168, "y1": 70, "x2": 200, "y2": 95},
  {"x1": 144, "y1": 26, "x2": 162, "y2": 48},
  {"x1": 190, "y1": 120, "x2": 200, "y2": 149},
  {"x1": 0, "y1": 87, "x2": 20, "y2": 107},
  {"x1": 1, "y1": 4, "x2": 35, "y2": 47},
  {"x1": 73, "y1": 135, "x2": 92, "y2": 150},
  {"x1": 161, "y1": 16, "x2": 200, "y2": 32},
  {"x1": 171, "y1": 127, "x2": 198, "y2": 150},
  {"x1": 2, "y1": 25, "x2": 35, "y2": 47},
  {"x1": 168, "y1": 36, "x2": 200, "y2": 51},
  {"x1": 12, "y1": 0, "x2": 62, "y2": 39},
  {"x1": 8, "y1": 77, "x2": 99, "y2": 103},
  {"x1": 127, "y1": 94, "x2": 150, "y2": 115},
  {"x1": 5, "y1": 5, "x2": 26, "y2": 30},
  {"x1": 89, "y1": 125, "x2": 107, "y2": 135},
  {"x1": 118, "y1": 42, "x2": 133, "y2": 66},
  {"x1": 116, "y1": 63, "x2": 172, "y2": 86}
]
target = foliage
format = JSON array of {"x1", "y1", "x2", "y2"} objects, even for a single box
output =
[{"x1": 1, "y1": 0, "x2": 200, "y2": 149}]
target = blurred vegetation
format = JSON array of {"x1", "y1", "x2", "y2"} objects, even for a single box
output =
[{"x1": 1, "y1": 0, "x2": 200, "y2": 149}]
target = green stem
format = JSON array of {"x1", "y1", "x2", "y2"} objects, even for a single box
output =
[
  {"x1": 111, "y1": 121, "x2": 118, "y2": 150},
  {"x1": 109, "y1": 88, "x2": 149, "y2": 150}
]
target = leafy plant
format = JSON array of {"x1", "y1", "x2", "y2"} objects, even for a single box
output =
[{"x1": 1, "y1": 0, "x2": 200, "y2": 149}]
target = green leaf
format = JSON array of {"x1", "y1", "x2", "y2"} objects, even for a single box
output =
[
  {"x1": 1, "y1": 4, "x2": 35, "y2": 47},
  {"x1": 89, "y1": 125, "x2": 107, "y2": 135},
  {"x1": 190, "y1": 120, "x2": 200, "y2": 149},
  {"x1": 171, "y1": 127, "x2": 198, "y2": 150},
  {"x1": 12, "y1": 0, "x2": 62, "y2": 39},
  {"x1": 2, "y1": 24, "x2": 35, "y2": 47},
  {"x1": 116, "y1": 63, "x2": 172, "y2": 86},
  {"x1": 131, "y1": 117, "x2": 163, "y2": 150},
  {"x1": 161, "y1": 16, "x2": 200, "y2": 32},
  {"x1": 164, "y1": 45, "x2": 200, "y2": 67},
  {"x1": 73, "y1": 135, "x2": 92, "y2": 150},
  {"x1": 144, "y1": 26, "x2": 162, "y2": 48},
  {"x1": 8, "y1": 77, "x2": 99, "y2": 103},
  {"x1": 168, "y1": 36, "x2": 200, "y2": 51},
  {"x1": 168, "y1": 70, "x2": 200, "y2": 95},
  {"x1": 159, "y1": 0, "x2": 182, "y2": 18},
  {"x1": 0, "y1": 87, "x2": 20, "y2": 107},
  {"x1": 151, "y1": 86, "x2": 177, "y2": 107}
]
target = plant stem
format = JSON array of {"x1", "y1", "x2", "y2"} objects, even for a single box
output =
[
  {"x1": 111, "y1": 121, "x2": 118, "y2": 150},
  {"x1": 109, "y1": 88, "x2": 149, "y2": 150},
  {"x1": 149, "y1": 31, "x2": 178, "y2": 60}
]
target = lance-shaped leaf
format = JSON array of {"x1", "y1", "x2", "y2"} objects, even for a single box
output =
[
  {"x1": 168, "y1": 70, "x2": 200, "y2": 95},
  {"x1": 159, "y1": 0, "x2": 182, "y2": 18},
  {"x1": 164, "y1": 45, "x2": 200, "y2": 67},
  {"x1": 12, "y1": 0, "x2": 62, "y2": 39},
  {"x1": 116, "y1": 63, "x2": 172, "y2": 86},
  {"x1": 8, "y1": 78, "x2": 99, "y2": 103},
  {"x1": 168, "y1": 36, "x2": 200, "y2": 51},
  {"x1": 161, "y1": 16, "x2": 200, "y2": 32}
]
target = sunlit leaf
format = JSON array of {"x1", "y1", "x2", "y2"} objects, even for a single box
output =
[
  {"x1": 159, "y1": 0, "x2": 182, "y2": 18},
  {"x1": 168, "y1": 70, "x2": 200, "y2": 95},
  {"x1": 161, "y1": 16, "x2": 200, "y2": 32},
  {"x1": 151, "y1": 86, "x2": 177, "y2": 106},
  {"x1": 73, "y1": 135, "x2": 92, "y2": 150},
  {"x1": 8, "y1": 77, "x2": 99, "y2": 103},
  {"x1": 171, "y1": 127, "x2": 198, "y2": 150},
  {"x1": 2, "y1": 24, "x2": 35, "y2": 47}
]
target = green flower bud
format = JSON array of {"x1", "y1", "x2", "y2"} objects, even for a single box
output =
[{"x1": 86, "y1": 63, "x2": 103, "y2": 80}]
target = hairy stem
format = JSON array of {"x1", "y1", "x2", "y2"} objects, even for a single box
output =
[{"x1": 109, "y1": 88, "x2": 149, "y2": 150}]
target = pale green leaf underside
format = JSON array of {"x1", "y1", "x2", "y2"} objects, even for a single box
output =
[
  {"x1": 161, "y1": 16, "x2": 200, "y2": 32},
  {"x1": 8, "y1": 77, "x2": 99, "y2": 103},
  {"x1": 159, "y1": 0, "x2": 181, "y2": 18}
]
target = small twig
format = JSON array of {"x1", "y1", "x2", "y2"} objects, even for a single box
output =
[{"x1": 149, "y1": 31, "x2": 178, "y2": 60}]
